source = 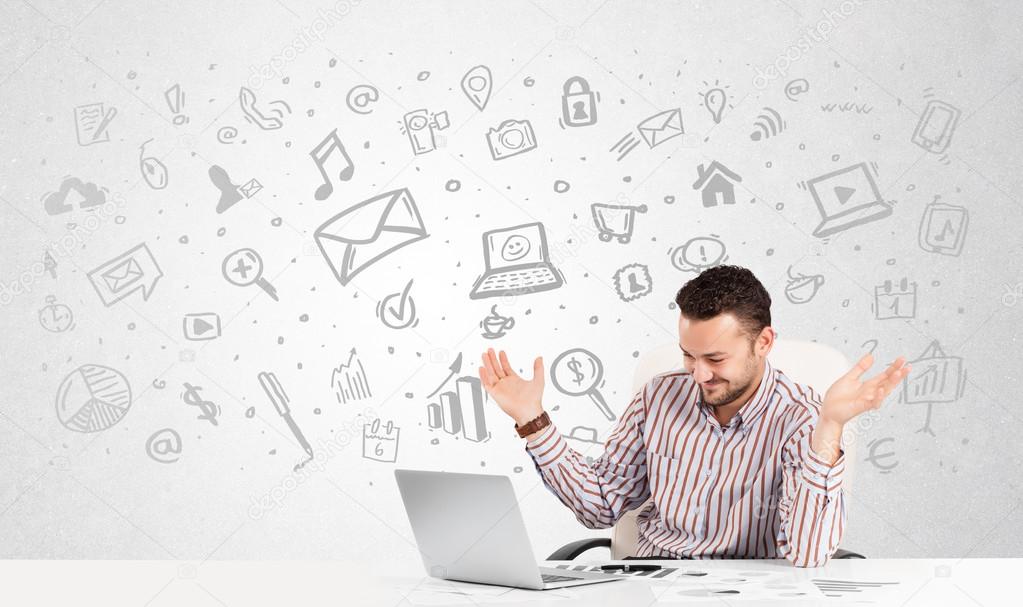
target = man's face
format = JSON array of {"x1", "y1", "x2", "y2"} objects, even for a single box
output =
[{"x1": 678, "y1": 312, "x2": 770, "y2": 408}]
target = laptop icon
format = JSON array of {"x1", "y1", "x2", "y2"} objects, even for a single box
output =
[
  {"x1": 394, "y1": 469, "x2": 622, "y2": 590},
  {"x1": 469, "y1": 222, "x2": 565, "y2": 299},
  {"x1": 807, "y1": 162, "x2": 893, "y2": 238}
]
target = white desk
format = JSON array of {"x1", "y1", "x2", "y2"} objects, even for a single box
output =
[{"x1": 0, "y1": 558, "x2": 1014, "y2": 606}]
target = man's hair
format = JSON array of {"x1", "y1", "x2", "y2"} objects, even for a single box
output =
[{"x1": 673, "y1": 265, "x2": 772, "y2": 340}]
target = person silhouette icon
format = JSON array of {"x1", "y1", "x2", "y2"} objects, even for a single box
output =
[{"x1": 209, "y1": 165, "x2": 243, "y2": 214}]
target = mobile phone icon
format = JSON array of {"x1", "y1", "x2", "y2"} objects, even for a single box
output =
[{"x1": 911, "y1": 99, "x2": 961, "y2": 154}]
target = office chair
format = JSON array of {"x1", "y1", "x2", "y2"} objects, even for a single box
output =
[{"x1": 547, "y1": 338, "x2": 866, "y2": 561}]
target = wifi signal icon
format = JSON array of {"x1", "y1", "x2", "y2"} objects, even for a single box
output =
[{"x1": 750, "y1": 107, "x2": 785, "y2": 141}]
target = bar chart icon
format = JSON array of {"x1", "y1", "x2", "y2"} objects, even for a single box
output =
[
  {"x1": 427, "y1": 376, "x2": 491, "y2": 442},
  {"x1": 331, "y1": 348, "x2": 372, "y2": 404}
]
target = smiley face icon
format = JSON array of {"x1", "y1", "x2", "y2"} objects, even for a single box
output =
[{"x1": 501, "y1": 235, "x2": 531, "y2": 262}]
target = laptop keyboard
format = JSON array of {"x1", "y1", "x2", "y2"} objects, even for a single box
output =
[
  {"x1": 475, "y1": 267, "x2": 558, "y2": 293},
  {"x1": 541, "y1": 573, "x2": 582, "y2": 583}
]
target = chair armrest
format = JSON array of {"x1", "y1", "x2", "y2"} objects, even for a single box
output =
[
  {"x1": 546, "y1": 538, "x2": 612, "y2": 561},
  {"x1": 833, "y1": 548, "x2": 865, "y2": 559}
]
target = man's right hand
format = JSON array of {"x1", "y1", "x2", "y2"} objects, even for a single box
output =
[{"x1": 478, "y1": 348, "x2": 545, "y2": 427}]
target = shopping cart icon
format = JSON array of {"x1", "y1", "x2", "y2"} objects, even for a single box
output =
[{"x1": 590, "y1": 203, "x2": 647, "y2": 244}]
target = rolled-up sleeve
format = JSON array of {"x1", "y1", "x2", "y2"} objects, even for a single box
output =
[
  {"x1": 775, "y1": 415, "x2": 847, "y2": 567},
  {"x1": 524, "y1": 389, "x2": 651, "y2": 529}
]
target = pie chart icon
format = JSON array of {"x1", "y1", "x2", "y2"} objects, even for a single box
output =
[{"x1": 55, "y1": 364, "x2": 132, "y2": 433}]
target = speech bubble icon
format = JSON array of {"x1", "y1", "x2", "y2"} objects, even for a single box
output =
[{"x1": 87, "y1": 242, "x2": 163, "y2": 306}]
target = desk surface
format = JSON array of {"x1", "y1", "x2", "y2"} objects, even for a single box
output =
[{"x1": 0, "y1": 558, "x2": 1014, "y2": 606}]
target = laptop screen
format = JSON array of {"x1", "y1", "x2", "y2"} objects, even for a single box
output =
[{"x1": 484, "y1": 223, "x2": 548, "y2": 269}]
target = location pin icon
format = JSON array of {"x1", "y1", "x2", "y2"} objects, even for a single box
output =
[{"x1": 461, "y1": 65, "x2": 493, "y2": 111}]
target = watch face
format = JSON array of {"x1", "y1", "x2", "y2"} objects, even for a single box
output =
[{"x1": 39, "y1": 303, "x2": 74, "y2": 332}]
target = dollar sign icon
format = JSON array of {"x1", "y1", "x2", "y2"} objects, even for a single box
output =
[
  {"x1": 566, "y1": 356, "x2": 585, "y2": 386},
  {"x1": 182, "y1": 382, "x2": 220, "y2": 426}
]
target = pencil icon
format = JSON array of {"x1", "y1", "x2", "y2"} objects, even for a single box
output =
[{"x1": 257, "y1": 371, "x2": 314, "y2": 470}]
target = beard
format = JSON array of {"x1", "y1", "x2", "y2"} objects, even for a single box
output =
[{"x1": 700, "y1": 353, "x2": 759, "y2": 408}]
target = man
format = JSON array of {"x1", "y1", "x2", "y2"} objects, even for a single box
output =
[{"x1": 478, "y1": 265, "x2": 910, "y2": 567}]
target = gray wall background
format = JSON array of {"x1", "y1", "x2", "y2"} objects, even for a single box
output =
[{"x1": 1, "y1": 0, "x2": 1021, "y2": 567}]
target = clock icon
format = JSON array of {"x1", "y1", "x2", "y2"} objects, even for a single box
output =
[{"x1": 38, "y1": 295, "x2": 74, "y2": 333}]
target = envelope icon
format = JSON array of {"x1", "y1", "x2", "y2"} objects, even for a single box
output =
[
  {"x1": 102, "y1": 258, "x2": 143, "y2": 292},
  {"x1": 314, "y1": 188, "x2": 429, "y2": 285},
  {"x1": 239, "y1": 178, "x2": 263, "y2": 199},
  {"x1": 637, "y1": 108, "x2": 684, "y2": 149}
]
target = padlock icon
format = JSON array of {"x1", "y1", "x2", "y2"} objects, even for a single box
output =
[{"x1": 561, "y1": 76, "x2": 597, "y2": 127}]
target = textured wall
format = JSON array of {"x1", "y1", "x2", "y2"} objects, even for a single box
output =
[{"x1": 1, "y1": 0, "x2": 1021, "y2": 567}]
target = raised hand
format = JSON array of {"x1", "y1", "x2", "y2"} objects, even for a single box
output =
[
  {"x1": 478, "y1": 348, "x2": 545, "y2": 426},
  {"x1": 820, "y1": 353, "x2": 912, "y2": 426}
]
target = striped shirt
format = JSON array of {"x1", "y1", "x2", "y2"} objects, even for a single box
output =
[{"x1": 525, "y1": 358, "x2": 846, "y2": 567}]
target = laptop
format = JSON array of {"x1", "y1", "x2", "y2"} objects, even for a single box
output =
[
  {"x1": 469, "y1": 222, "x2": 565, "y2": 299},
  {"x1": 394, "y1": 469, "x2": 622, "y2": 590},
  {"x1": 807, "y1": 162, "x2": 893, "y2": 238}
]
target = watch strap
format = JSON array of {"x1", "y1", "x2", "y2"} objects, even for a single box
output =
[{"x1": 515, "y1": 411, "x2": 551, "y2": 438}]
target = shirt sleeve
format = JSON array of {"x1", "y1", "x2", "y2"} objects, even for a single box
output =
[
  {"x1": 523, "y1": 387, "x2": 651, "y2": 529},
  {"x1": 775, "y1": 408, "x2": 847, "y2": 568}
]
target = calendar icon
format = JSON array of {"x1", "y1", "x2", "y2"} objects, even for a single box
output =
[
  {"x1": 362, "y1": 419, "x2": 400, "y2": 463},
  {"x1": 874, "y1": 278, "x2": 917, "y2": 320}
]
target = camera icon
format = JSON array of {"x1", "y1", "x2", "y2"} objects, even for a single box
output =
[{"x1": 486, "y1": 120, "x2": 537, "y2": 161}]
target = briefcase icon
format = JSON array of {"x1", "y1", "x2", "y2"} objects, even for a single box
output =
[{"x1": 314, "y1": 188, "x2": 429, "y2": 285}]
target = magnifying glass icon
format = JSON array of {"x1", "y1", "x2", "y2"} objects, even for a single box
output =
[
  {"x1": 551, "y1": 348, "x2": 615, "y2": 421},
  {"x1": 222, "y1": 248, "x2": 279, "y2": 301}
]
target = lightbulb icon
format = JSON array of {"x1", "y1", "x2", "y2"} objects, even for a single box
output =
[{"x1": 703, "y1": 88, "x2": 727, "y2": 124}]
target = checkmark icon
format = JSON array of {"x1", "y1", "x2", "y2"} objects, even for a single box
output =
[{"x1": 378, "y1": 279, "x2": 417, "y2": 329}]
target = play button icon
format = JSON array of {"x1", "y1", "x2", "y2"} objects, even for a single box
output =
[
  {"x1": 834, "y1": 186, "x2": 857, "y2": 205},
  {"x1": 183, "y1": 313, "x2": 221, "y2": 341}
]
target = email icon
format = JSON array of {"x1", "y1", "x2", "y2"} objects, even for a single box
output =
[
  {"x1": 102, "y1": 258, "x2": 143, "y2": 293},
  {"x1": 314, "y1": 188, "x2": 429, "y2": 286},
  {"x1": 87, "y1": 242, "x2": 163, "y2": 307},
  {"x1": 637, "y1": 108, "x2": 684, "y2": 148},
  {"x1": 240, "y1": 178, "x2": 263, "y2": 199}
]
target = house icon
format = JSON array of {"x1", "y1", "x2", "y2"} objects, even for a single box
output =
[{"x1": 692, "y1": 161, "x2": 742, "y2": 207}]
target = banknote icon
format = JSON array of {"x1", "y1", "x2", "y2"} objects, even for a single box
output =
[{"x1": 87, "y1": 243, "x2": 163, "y2": 306}]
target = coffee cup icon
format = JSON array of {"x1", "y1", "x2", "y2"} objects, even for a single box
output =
[
  {"x1": 784, "y1": 266, "x2": 825, "y2": 305},
  {"x1": 480, "y1": 305, "x2": 515, "y2": 339}
]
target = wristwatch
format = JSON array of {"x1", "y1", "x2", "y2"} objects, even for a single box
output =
[{"x1": 515, "y1": 411, "x2": 551, "y2": 438}]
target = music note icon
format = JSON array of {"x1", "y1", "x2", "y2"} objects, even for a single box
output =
[
  {"x1": 310, "y1": 128, "x2": 355, "y2": 201},
  {"x1": 919, "y1": 200, "x2": 968, "y2": 257}
]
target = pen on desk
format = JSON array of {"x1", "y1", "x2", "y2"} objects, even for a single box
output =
[
  {"x1": 600, "y1": 564, "x2": 662, "y2": 573},
  {"x1": 257, "y1": 371, "x2": 314, "y2": 470}
]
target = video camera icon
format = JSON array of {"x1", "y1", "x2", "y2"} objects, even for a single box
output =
[{"x1": 183, "y1": 313, "x2": 221, "y2": 341}]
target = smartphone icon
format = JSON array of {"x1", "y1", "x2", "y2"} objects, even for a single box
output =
[{"x1": 911, "y1": 100, "x2": 961, "y2": 154}]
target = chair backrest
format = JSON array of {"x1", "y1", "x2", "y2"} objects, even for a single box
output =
[{"x1": 609, "y1": 338, "x2": 854, "y2": 559}]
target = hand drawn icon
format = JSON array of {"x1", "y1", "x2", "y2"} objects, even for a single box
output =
[
  {"x1": 402, "y1": 109, "x2": 449, "y2": 155},
  {"x1": 784, "y1": 265, "x2": 825, "y2": 304},
  {"x1": 310, "y1": 128, "x2": 355, "y2": 200},
  {"x1": 146, "y1": 428, "x2": 182, "y2": 464},
  {"x1": 138, "y1": 139, "x2": 169, "y2": 190},
  {"x1": 551, "y1": 348, "x2": 614, "y2": 421},
  {"x1": 750, "y1": 107, "x2": 785, "y2": 141},
  {"x1": 43, "y1": 251, "x2": 57, "y2": 278},
  {"x1": 181, "y1": 382, "x2": 220, "y2": 426},
  {"x1": 56, "y1": 364, "x2": 132, "y2": 433},
  {"x1": 1002, "y1": 283, "x2": 1023, "y2": 307},
  {"x1": 865, "y1": 437, "x2": 898, "y2": 474},
  {"x1": 87, "y1": 243, "x2": 162, "y2": 306},
  {"x1": 486, "y1": 119, "x2": 537, "y2": 160},
  {"x1": 820, "y1": 102, "x2": 873, "y2": 114},
  {"x1": 609, "y1": 132, "x2": 641, "y2": 161},
  {"x1": 670, "y1": 235, "x2": 728, "y2": 273},
  {"x1": 918, "y1": 199, "x2": 968, "y2": 256},
  {"x1": 164, "y1": 84, "x2": 188, "y2": 125},
  {"x1": 346, "y1": 84, "x2": 380, "y2": 114},
  {"x1": 638, "y1": 108, "x2": 684, "y2": 148},
  {"x1": 469, "y1": 222, "x2": 564, "y2": 299},
  {"x1": 239, "y1": 179, "x2": 262, "y2": 198},
  {"x1": 209, "y1": 164, "x2": 261, "y2": 213},
  {"x1": 460, "y1": 65, "x2": 492, "y2": 111},
  {"x1": 427, "y1": 352, "x2": 462, "y2": 400},
  {"x1": 258, "y1": 371, "x2": 315, "y2": 471},
  {"x1": 222, "y1": 248, "x2": 278, "y2": 301},
  {"x1": 693, "y1": 161, "x2": 742, "y2": 207},
  {"x1": 874, "y1": 278, "x2": 917, "y2": 319},
  {"x1": 803, "y1": 162, "x2": 892, "y2": 238},
  {"x1": 314, "y1": 188, "x2": 429, "y2": 286},
  {"x1": 74, "y1": 102, "x2": 116, "y2": 145},
  {"x1": 911, "y1": 99, "x2": 960, "y2": 154},
  {"x1": 480, "y1": 305, "x2": 515, "y2": 339},
  {"x1": 591, "y1": 203, "x2": 646, "y2": 243},
  {"x1": 700, "y1": 82, "x2": 731, "y2": 124},
  {"x1": 38, "y1": 295, "x2": 74, "y2": 332},
  {"x1": 331, "y1": 348, "x2": 372, "y2": 404},
  {"x1": 363, "y1": 419, "x2": 400, "y2": 462},
  {"x1": 426, "y1": 374, "x2": 491, "y2": 443},
  {"x1": 614, "y1": 263, "x2": 653, "y2": 302},
  {"x1": 784, "y1": 78, "x2": 810, "y2": 101},
  {"x1": 42, "y1": 176, "x2": 107, "y2": 215},
  {"x1": 239, "y1": 87, "x2": 291, "y2": 130},
  {"x1": 183, "y1": 312, "x2": 221, "y2": 340},
  {"x1": 564, "y1": 425, "x2": 601, "y2": 445},
  {"x1": 560, "y1": 77, "x2": 598, "y2": 128},
  {"x1": 216, "y1": 126, "x2": 238, "y2": 144},
  {"x1": 377, "y1": 279, "x2": 418, "y2": 329},
  {"x1": 902, "y1": 340, "x2": 967, "y2": 436}
]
